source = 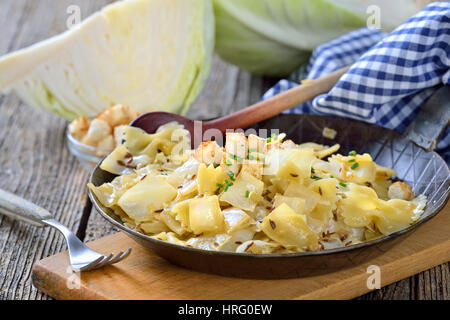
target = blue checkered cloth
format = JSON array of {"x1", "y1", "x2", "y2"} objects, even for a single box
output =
[{"x1": 261, "y1": 2, "x2": 450, "y2": 162}]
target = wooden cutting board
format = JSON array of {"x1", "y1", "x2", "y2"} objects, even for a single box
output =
[{"x1": 32, "y1": 204, "x2": 450, "y2": 300}]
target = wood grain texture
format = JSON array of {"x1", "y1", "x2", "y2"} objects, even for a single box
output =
[
  {"x1": 0, "y1": 0, "x2": 111, "y2": 300},
  {"x1": 0, "y1": 0, "x2": 448, "y2": 300},
  {"x1": 32, "y1": 203, "x2": 450, "y2": 300}
]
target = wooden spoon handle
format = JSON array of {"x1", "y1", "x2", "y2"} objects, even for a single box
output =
[{"x1": 205, "y1": 66, "x2": 350, "y2": 132}]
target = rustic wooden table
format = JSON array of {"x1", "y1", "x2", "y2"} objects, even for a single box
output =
[{"x1": 0, "y1": 0, "x2": 448, "y2": 300}]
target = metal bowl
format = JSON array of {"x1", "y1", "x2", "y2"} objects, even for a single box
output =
[{"x1": 88, "y1": 114, "x2": 450, "y2": 279}]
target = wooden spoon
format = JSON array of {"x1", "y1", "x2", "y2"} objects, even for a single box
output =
[{"x1": 131, "y1": 66, "x2": 349, "y2": 147}]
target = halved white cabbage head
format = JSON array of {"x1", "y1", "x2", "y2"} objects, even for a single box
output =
[
  {"x1": 0, "y1": 0, "x2": 214, "y2": 120},
  {"x1": 213, "y1": 0, "x2": 418, "y2": 76}
]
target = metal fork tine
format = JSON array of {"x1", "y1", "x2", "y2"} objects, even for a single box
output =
[
  {"x1": 82, "y1": 256, "x2": 108, "y2": 272},
  {"x1": 107, "y1": 251, "x2": 124, "y2": 265},
  {"x1": 76, "y1": 256, "x2": 104, "y2": 272},
  {"x1": 110, "y1": 248, "x2": 132, "y2": 265},
  {"x1": 92, "y1": 254, "x2": 114, "y2": 270}
]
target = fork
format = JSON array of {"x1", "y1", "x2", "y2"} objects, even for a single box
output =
[{"x1": 0, "y1": 188, "x2": 131, "y2": 271}]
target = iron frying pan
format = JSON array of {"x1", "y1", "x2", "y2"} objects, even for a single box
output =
[{"x1": 88, "y1": 114, "x2": 450, "y2": 279}]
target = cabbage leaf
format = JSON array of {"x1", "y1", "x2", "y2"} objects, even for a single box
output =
[
  {"x1": 0, "y1": 0, "x2": 215, "y2": 119},
  {"x1": 213, "y1": 0, "x2": 417, "y2": 76}
]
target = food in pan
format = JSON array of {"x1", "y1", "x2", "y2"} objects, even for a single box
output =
[{"x1": 88, "y1": 122, "x2": 427, "y2": 254}]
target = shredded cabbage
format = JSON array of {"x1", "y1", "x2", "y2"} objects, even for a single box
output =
[{"x1": 89, "y1": 124, "x2": 427, "y2": 253}]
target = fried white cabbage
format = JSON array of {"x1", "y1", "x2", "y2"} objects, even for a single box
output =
[{"x1": 89, "y1": 124, "x2": 427, "y2": 253}]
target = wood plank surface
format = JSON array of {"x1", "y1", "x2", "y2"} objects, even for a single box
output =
[
  {"x1": 0, "y1": 0, "x2": 112, "y2": 300},
  {"x1": 32, "y1": 203, "x2": 450, "y2": 300},
  {"x1": 0, "y1": 0, "x2": 448, "y2": 300}
]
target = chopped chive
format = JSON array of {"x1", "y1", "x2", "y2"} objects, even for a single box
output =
[
  {"x1": 348, "y1": 150, "x2": 357, "y2": 156},
  {"x1": 268, "y1": 134, "x2": 278, "y2": 143},
  {"x1": 311, "y1": 175, "x2": 322, "y2": 181},
  {"x1": 245, "y1": 190, "x2": 250, "y2": 198},
  {"x1": 348, "y1": 159, "x2": 356, "y2": 163},
  {"x1": 224, "y1": 181, "x2": 233, "y2": 192},
  {"x1": 339, "y1": 182, "x2": 347, "y2": 187},
  {"x1": 225, "y1": 160, "x2": 232, "y2": 166},
  {"x1": 350, "y1": 163, "x2": 359, "y2": 170},
  {"x1": 160, "y1": 172, "x2": 168, "y2": 176},
  {"x1": 311, "y1": 167, "x2": 315, "y2": 174},
  {"x1": 216, "y1": 183, "x2": 224, "y2": 188},
  {"x1": 229, "y1": 153, "x2": 243, "y2": 162},
  {"x1": 213, "y1": 163, "x2": 220, "y2": 168},
  {"x1": 227, "y1": 171, "x2": 235, "y2": 181}
]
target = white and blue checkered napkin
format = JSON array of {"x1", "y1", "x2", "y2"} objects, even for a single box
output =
[{"x1": 261, "y1": 2, "x2": 450, "y2": 162}]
